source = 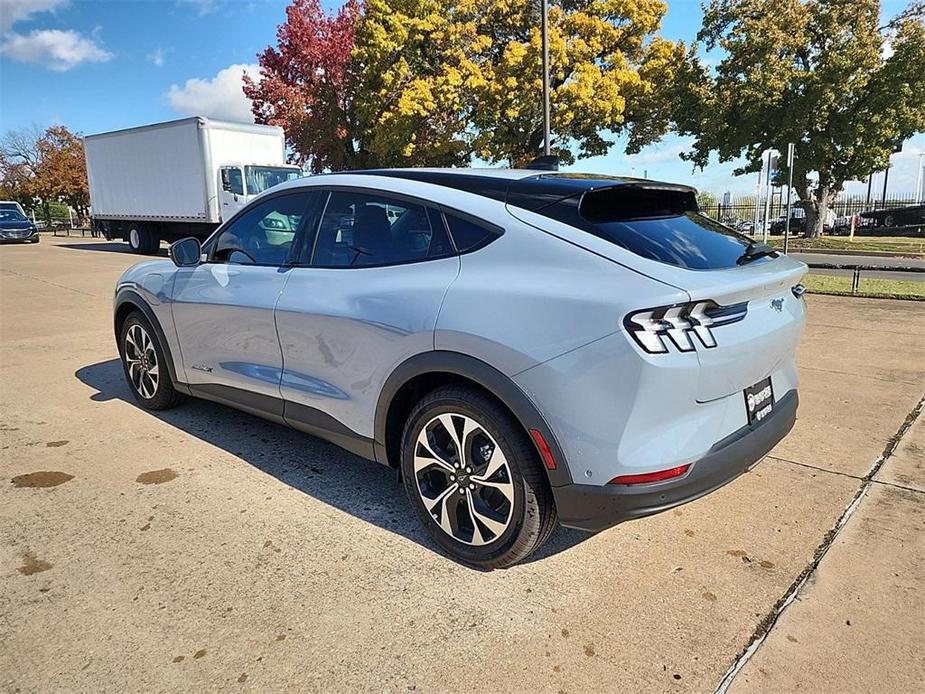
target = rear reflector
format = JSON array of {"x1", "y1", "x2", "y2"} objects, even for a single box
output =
[
  {"x1": 529, "y1": 429, "x2": 557, "y2": 470},
  {"x1": 608, "y1": 464, "x2": 690, "y2": 486}
]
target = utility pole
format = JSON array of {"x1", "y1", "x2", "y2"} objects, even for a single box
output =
[
  {"x1": 541, "y1": 0, "x2": 551, "y2": 156},
  {"x1": 783, "y1": 143, "x2": 795, "y2": 254},
  {"x1": 916, "y1": 153, "x2": 924, "y2": 204},
  {"x1": 880, "y1": 165, "x2": 890, "y2": 208},
  {"x1": 865, "y1": 174, "x2": 873, "y2": 209},
  {"x1": 752, "y1": 167, "x2": 761, "y2": 238},
  {"x1": 762, "y1": 150, "x2": 774, "y2": 244}
]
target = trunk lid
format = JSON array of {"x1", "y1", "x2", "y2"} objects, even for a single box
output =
[{"x1": 679, "y1": 255, "x2": 807, "y2": 401}]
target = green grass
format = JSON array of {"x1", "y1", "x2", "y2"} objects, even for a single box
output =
[
  {"x1": 767, "y1": 235, "x2": 925, "y2": 255},
  {"x1": 803, "y1": 274, "x2": 925, "y2": 300}
]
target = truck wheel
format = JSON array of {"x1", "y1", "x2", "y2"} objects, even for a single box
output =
[
  {"x1": 128, "y1": 225, "x2": 159, "y2": 254},
  {"x1": 400, "y1": 386, "x2": 557, "y2": 569},
  {"x1": 128, "y1": 226, "x2": 144, "y2": 253}
]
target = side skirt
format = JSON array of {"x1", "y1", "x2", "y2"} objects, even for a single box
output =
[{"x1": 186, "y1": 383, "x2": 376, "y2": 462}]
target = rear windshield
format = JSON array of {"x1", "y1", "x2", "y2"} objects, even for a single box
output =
[
  {"x1": 524, "y1": 183, "x2": 751, "y2": 270},
  {"x1": 577, "y1": 187, "x2": 753, "y2": 270}
]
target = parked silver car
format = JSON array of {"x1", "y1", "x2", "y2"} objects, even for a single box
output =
[{"x1": 113, "y1": 169, "x2": 807, "y2": 568}]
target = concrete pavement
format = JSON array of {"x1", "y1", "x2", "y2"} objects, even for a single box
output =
[{"x1": 2, "y1": 237, "x2": 924, "y2": 693}]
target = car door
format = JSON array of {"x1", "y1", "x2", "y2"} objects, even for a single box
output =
[
  {"x1": 171, "y1": 190, "x2": 319, "y2": 414},
  {"x1": 275, "y1": 187, "x2": 460, "y2": 442},
  {"x1": 218, "y1": 166, "x2": 248, "y2": 219}
]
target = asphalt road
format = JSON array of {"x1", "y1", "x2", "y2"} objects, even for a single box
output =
[
  {"x1": 790, "y1": 252, "x2": 925, "y2": 282},
  {"x1": 2, "y1": 237, "x2": 924, "y2": 693}
]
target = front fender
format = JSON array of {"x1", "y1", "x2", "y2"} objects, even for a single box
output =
[{"x1": 114, "y1": 287, "x2": 186, "y2": 391}]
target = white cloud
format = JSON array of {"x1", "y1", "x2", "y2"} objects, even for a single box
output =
[
  {"x1": 147, "y1": 47, "x2": 165, "y2": 67},
  {"x1": 0, "y1": 28, "x2": 112, "y2": 71},
  {"x1": 167, "y1": 63, "x2": 258, "y2": 122},
  {"x1": 0, "y1": 0, "x2": 67, "y2": 32},
  {"x1": 881, "y1": 37, "x2": 895, "y2": 61},
  {"x1": 177, "y1": 0, "x2": 221, "y2": 16},
  {"x1": 627, "y1": 138, "x2": 695, "y2": 165}
]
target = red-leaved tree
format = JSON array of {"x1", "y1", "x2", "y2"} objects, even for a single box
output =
[{"x1": 244, "y1": 0, "x2": 362, "y2": 173}]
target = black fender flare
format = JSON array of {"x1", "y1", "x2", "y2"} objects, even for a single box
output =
[
  {"x1": 114, "y1": 289, "x2": 184, "y2": 390},
  {"x1": 374, "y1": 351, "x2": 573, "y2": 487}
]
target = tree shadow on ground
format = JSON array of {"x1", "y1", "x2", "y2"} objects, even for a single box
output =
[{"x1": 75, "y1": 358, "x2": 591, "y2": 568}]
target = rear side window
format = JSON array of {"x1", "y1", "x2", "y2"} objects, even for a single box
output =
[
  {"x1": 546, "y1": 186, "x2": 753, "y2": 270},
  {"x1": 310, "y1": 191, "x2": 452, "y2": 267},
  {"x1": 445, "y1": 214, "x2": 499, "y2": 252}
]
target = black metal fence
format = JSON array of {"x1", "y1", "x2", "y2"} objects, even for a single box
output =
[{"x1": 701, "y1": 193, "x2": 924, "y2": 235}]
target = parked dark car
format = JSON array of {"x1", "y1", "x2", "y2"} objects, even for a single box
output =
[
  {"x1": 769, "y1": 215, "x2": 806, "y2": 235},
  {"x1": 0, "y1": 209, "x2": 40, "y2": 243}
]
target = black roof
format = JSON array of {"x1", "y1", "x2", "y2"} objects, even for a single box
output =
[{"x1": 354, "y1": 169, "x2": 696, "y2": 215}]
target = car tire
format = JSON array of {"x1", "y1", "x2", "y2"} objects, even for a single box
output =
[
  {"x1": 400, "y1": 385, "x2": 557, "y2": 569},
  {"x1": 119, "y1": 311, "x2": 186, "y2": 411},
  {"x1": 128, "y1": 225, "x2": 159, "y2": 255}
]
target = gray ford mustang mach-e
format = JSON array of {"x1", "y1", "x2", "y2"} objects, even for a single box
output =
[{"x1": 113, "y1": 168, "x2": 807, "y2": 568}]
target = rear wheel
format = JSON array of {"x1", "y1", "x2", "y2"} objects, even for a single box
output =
[
  {"x1": 119, "y1": 312, "x2": 185, "y2": 410},
  {"x1": 127, "y1": 225, "x2": 159, "y2": 254},
  {"x1": 400, "y1": 386, "x2": 557, "y2": 569}
]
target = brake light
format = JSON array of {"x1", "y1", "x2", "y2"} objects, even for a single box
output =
[
  {"x1": 624, "y1": 300, "x2": 747, "y2": 354},
  {"x1": 608, "y1": 464, "x2": 690, "y2": 485}
]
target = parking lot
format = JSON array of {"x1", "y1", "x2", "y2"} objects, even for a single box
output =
[{"x1": 2, "y1": 236, "x2": 923, "y2": 693}]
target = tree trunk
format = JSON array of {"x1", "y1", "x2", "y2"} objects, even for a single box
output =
[{"x1": 804, "y1": 186, "x2": 832, "y2": 239}]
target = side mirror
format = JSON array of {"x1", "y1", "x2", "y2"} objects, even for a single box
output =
[{"x1": 169, "y1": 237, "x2": 202, "y2": 267}]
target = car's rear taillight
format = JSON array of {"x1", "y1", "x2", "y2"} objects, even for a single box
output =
[{"x1": 624, "y1": 300, "x2": 747, "y2": 354}]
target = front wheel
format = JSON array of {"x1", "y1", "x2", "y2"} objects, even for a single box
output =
[
  {"x1": 119, "y1": 312, "x2": 185, "y2": 410},
  {"x1": 400, "y1": 386, "x2": 557, "y2": 569}
]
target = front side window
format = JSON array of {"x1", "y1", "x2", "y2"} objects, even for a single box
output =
[
  {"x1": 245, "y1": 166, "x2": 300, "y2": 195},
  {"x1": 213, "y1": 193, "x2": 311, "y2": 266},
  {"x1": 309, "y1": 191, "x2": 451, "y2": 267},
  {"x1": 223, "y1": 168, "x2": 244, "y2": 196}
]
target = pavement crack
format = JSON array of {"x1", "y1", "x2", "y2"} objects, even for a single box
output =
[
  {"x1": 0, "y1": 267, "x2": 98, "y2": 298},
  {"x1": 797, "y1": 363, "x2": 921, "y2": 387},
  {"x1": 714, "y1": 393, "x2": 925, "y2": 694},
  {"x1": 766, "y1": 455, "x2": 862, "y2": 480},
  {"x1": 870, "y1": 479, "x2": 925, "y2": 495}
]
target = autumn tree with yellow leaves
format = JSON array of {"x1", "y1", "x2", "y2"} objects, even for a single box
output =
[{"x1": 245, "y1": 0, "x2": 684, "y2": 170}]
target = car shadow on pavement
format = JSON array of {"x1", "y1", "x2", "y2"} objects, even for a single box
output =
[
  {"x1": 56, "y1": 241, "x2": 168, "y2": 256},
  {"x1": 75, "y1": 359, "x2": 590, "y2": 567}
]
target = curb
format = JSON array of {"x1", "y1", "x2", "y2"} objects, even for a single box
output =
[{"x1": 783, "y1": 247, "x2": 925, "y2": 259}]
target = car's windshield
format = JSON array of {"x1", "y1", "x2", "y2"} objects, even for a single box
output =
[
  {"x1": 0, "y1": 210, "x2": 27, "y2": 222},
  {"x1": 244, "y1": 166, "x2": 300, "y2": 195}
]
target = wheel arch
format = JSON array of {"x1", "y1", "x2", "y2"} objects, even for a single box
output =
[
  {"x1": 114, "y1": 290, "x2": 183, "y2": 389},
  {"x1": 374, "y1": 351, "x2": 573, "y2": 487}
]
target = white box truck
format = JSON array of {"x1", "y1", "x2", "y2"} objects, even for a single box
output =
[{"x1": 85, "y1": 116, "x2": 301, "y2": 254}]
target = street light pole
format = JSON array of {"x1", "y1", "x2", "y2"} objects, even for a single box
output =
[
  {"x1": 541, "y1": 0, "x2": 550, "y2": 156},
  {"x1": 783, "y1": 143, "x2": 795, "y2": 254},
  {"x1": 916, "y1": 153, "x2": 924, "y2": 204},
  {"x1": 762, "y1": 150, "x2": 774, "y2": 244}
]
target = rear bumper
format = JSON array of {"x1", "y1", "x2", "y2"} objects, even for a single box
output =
[{"x1": 552, "y1": 389, "x2": 798, "y2": 532}]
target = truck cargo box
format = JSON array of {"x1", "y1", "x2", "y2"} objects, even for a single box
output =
[{"x1": 85, "y1": 117, "x2": 289, "y2": 224}]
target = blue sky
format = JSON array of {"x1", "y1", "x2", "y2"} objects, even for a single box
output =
[{"x1": 1, "y1": 0, "x2": 922, "y2": 196}]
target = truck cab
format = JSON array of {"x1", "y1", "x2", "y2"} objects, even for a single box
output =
[{"x1": 219, "y1": 164, "x2": 301, "y2": 218}]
